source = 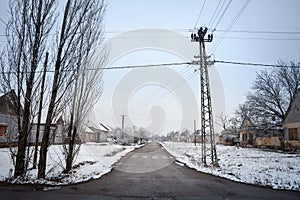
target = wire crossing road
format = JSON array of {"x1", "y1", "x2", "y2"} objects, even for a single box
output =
[{"x1": 1, "y1": 142, "x2": 299, "y2": 199}]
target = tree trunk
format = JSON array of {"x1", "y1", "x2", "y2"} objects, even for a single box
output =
[
  {"x1": 65, "y1": 121, "x2": 76, "y2": 173},
  {"x1": 33, "y1": 52, "x2": 48, "y2": 169},
  {"x1": 38, "y1": 0, "x2": 71, "y2": 179}
]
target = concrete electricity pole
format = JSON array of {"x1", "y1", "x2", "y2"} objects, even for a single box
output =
[
  {"x1": 120, "y1": 114, "x2": 126, "y2": 129},
  {"x1": 191, "y1": 27, "x2": 218, "y2": 167}
]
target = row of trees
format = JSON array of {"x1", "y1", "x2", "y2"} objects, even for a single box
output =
[
  {"x1": 0, "y1": 0, "x2": 106, "y2": 180},
  {"x1": 218, "y1": 60, "x2": 300, "y2": 131}
]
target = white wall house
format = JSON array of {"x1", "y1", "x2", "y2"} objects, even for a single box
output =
[{"x1": 283, "y1": 89, "x2": 300, "y2": 147}]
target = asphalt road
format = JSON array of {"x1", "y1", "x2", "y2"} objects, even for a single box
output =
[{"x1": 0, "y1": 142, "x2": 299, "y2": 199}]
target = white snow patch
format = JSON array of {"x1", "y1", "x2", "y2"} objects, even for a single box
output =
[
  {"x1": 0, "y1": 143, "x2": 141, "y2": 185},
  {"x1": 162, "y1": 142, "x2": 300, "y2": 191}
]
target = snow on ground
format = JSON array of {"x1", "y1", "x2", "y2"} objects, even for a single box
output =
[
  {"x1": 162, "y1": 142, "x2": 300, "y2": 191},
  {"x1": 0, "y1": 143, "x2": 139, "y2": 185}
]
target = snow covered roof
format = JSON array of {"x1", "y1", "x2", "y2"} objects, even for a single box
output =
[{"x1": 84, "y1": 126, "x2": 95, "y2": 134}]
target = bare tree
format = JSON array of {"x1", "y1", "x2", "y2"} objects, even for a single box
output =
[
  {"x1": 38, "y1": 0, "x2": 106, "y2": 178},
  {"x1": 241, "y1": 61, "x2": 300, "y2": 129},
  {"x1": 215, "y1": 113, "x2": 230, "y2": 131},
  {"x1": 0, "y1": 0, "x2": 56, "y2": 178},
  {"x1": 64, "y1": 14, "x2": 107, "y2": 172}
]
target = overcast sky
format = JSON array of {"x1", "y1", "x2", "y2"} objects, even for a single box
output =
[
  {"x1": 1, "y1": 0, "x2": 300, "y2": 134},
  {"x1": 100, "y1": 0, "x2": 300, "y2": 134}
]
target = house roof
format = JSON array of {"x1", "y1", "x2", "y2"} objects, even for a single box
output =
[
  {"x1": 86, "y1": 120, "x2": 110, "y2": 132},
  {"x1": 0, "y1": 90, "x2": 23, "y2": 116},
  {"x1": 240, "y1": 116, "x2": 254, "y2": 130},
  {"x1": 84, "y1": 126, "x2": 95, "y2": 134},
  {"x1": 283, "y1": 89, "x2": 300, "y2": 125}
]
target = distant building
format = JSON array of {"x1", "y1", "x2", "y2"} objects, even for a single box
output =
[
  {"x1": 167, "y1": 131, "x2": 179, "y2": 142},
  {"x1": 80, "y1": 121, "x2": 109, "y2": 143},
  {"x1": 283, "y1": 89, "x2": 300, "y2": 147},
  {"x1": 179, "y1": 129, "x2": 190, "y2": 142}
]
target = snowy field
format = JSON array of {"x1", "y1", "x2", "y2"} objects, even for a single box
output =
[
  {"x1": 162, "y1": 142, "x2": 300, "y2": 191},
  {"x1": 0, "y1": 143, "x2": 139, "y2": 185}
]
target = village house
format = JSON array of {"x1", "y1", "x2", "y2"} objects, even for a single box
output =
[
  {"x1": 282, "y1": 89, "x2": 300, "y2": 148},
  {"x1": 239, "y1": 117, "x2": 255, "y2": 146},
  {"x1": 219, "y1": 129, "x2": 239, "y2": 146},
  {"x1": 80, "y1": 121, "x2": 109, "y2": 143},
  {"x1": 179, "y1": 129, "x2": 190, "y2": 142},
  {"x1": 167, "y1": 131, "x2": 179, "y2": 142},
  {"x1": 189, "y1": 130, "x2": 202, "y2": 144},
  {"x1": 239, "y1": 116, "x2": 283, "y2": 148},
  {"x1": 28, "y1": 116, "x2": 65, "y2": 145},
  {"x1": 0, "y1": 90, "x2": 22, "y2": 145},
  {"x1": 0, "y1": 90, "x2": 65, "y2": 146}
]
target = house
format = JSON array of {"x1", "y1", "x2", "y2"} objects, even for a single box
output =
[
  {"x1": 239, "y1": 117, "x2": 255, "y2": 146},
  {"x1": 189, "y1": 130, "x2": 202, "y2": 143},
  {"x1": 167, "y1": 131, "x2": 179, "y2": 142},
  {"x1": 282, "y1": 89, "x2": 300, "y2": 147},
  {"x1": 80, "y1": 121, "x2": 109, "y2": 143},
  {"x1": 0, "y1": 90, "x2": 23, "y2": 145},
  {"x1": 81, "y1": 126, "x2": 96, "y2": 143},
  {"x1": 28, "y1": 116, "x2": 65, "y2": 145},
  {"x1": 239, "y1": 116, "x2": 283, "y2": 148},
  {"x1": 219, "y1": 129, "x2": 239, "y2": 146},
  {"x1": 0, "y1": 90, "x2": 66, "y2": 146},
  {"x1": 179, "y1": 129, "x2": 190, "y2": 142},
  {"x1": 89, "y1": 123, "x2": 109, "y2": 143}
]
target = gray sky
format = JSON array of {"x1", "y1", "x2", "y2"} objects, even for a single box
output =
[
  {"x1": 100, "y1": 0, "x2": 300, "y2": 134},
  {"x1": 1, "y1": 0, "x2": 300, "y2": 134}
]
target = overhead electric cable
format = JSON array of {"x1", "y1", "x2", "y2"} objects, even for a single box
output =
[
  {"x1": 209, "y1": 0, "x2": 227, "y2": 29},
  {"x1": 215, "y1": 30, "x2": 300, "y2": 35},
  {"x1": 1, "y1": 62, "x2": 191, "y2": 74},
  {"x1": 214, "y1": 60, "x2": 300, "y2": 68},
  {"x1": 194, "y1": 0, "x2": 207, "y2": 28},
  {"x1": 212, "y1": 0, "x2": 233, "y2": 31},
  {"x1": 208, "y1": 0, "x2": 222, "y2": 28},
  {"x1": 211, "y1": 0, "x2": 251, "y2": 53}
]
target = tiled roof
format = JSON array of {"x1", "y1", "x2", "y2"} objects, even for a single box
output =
[{"x1": 0, "y1": 90, "x2": 23, "y2": 116}]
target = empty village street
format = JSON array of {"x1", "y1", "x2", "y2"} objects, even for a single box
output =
[{"x1": 0, "y1": 142, "x2": 299, "y2": 200}]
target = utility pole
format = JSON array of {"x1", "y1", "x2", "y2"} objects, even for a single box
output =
[
  {"x1": 194, "y1": 120, "x2": 196, "y2": 146},
  {"x1": 120, "y1": 114, "x2": 126, "y2": 129},
  {"x1": 191, "y1": 27, "x2": 218, "y2": 167}
]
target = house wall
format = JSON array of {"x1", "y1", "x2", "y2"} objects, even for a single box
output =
[
  {"x1": 81, "y1": 132, "x2": 96, "y2": 143},
  {"x1": 0, "y1": 114, "x2": 19, "y2": 142},
  {"x1": 255, "y1": 136, "x2": 281, "y2": 147},
  {"x1": 239, "y1": 130, "x2": 254, "y2": 146},
  {"x1": 96, "y1": 131, "x2": 107, "y2": 143},
  {"x1": 284, "y1": 127, "x2": 300, "y2": 141},
  {"x1": 28, "y1": 124, "x2": 63, "y2": 144}
]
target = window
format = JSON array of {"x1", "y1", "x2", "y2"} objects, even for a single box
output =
[{"x1": 288, "y1": 128, "x2": 298, "y2": 140}]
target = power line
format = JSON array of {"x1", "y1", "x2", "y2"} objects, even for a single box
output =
[
  {"x1": 207, "y1": 0, "x2": 222, "y2": 28},
  {"x1": 212, "y1": 0, "x2": 232, "y2": 31},
  {"x1": 3, "y1": 59, "x2": 300, "y2": 75},
  {"x1": 214, "y1": 60, "x2": 300, "y2": 68},
  {"x1": 214, "y1": 36, "x2": 300, "y2": 41},
  {"x1": 211, "y1": 0, "x2": 251, "y2": 53},
  {"x1": 208, "y1": 0, "x2": 227, "y2": 29},
  {"x1": 1, "y1": 62, "x2": 191, "y2": 74},
  {"x1": 135, "y1": 67, "x2": 197, "y2": 109},
  {"x1": 134, "y1": 64, "x2": 193, "y2": 106},
  {"x1": 215, "y1": 30, "x2": 300, "y2": 35},
  {"x1": 194, "y1": 0, "x2": 207, "y2": 28}
]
